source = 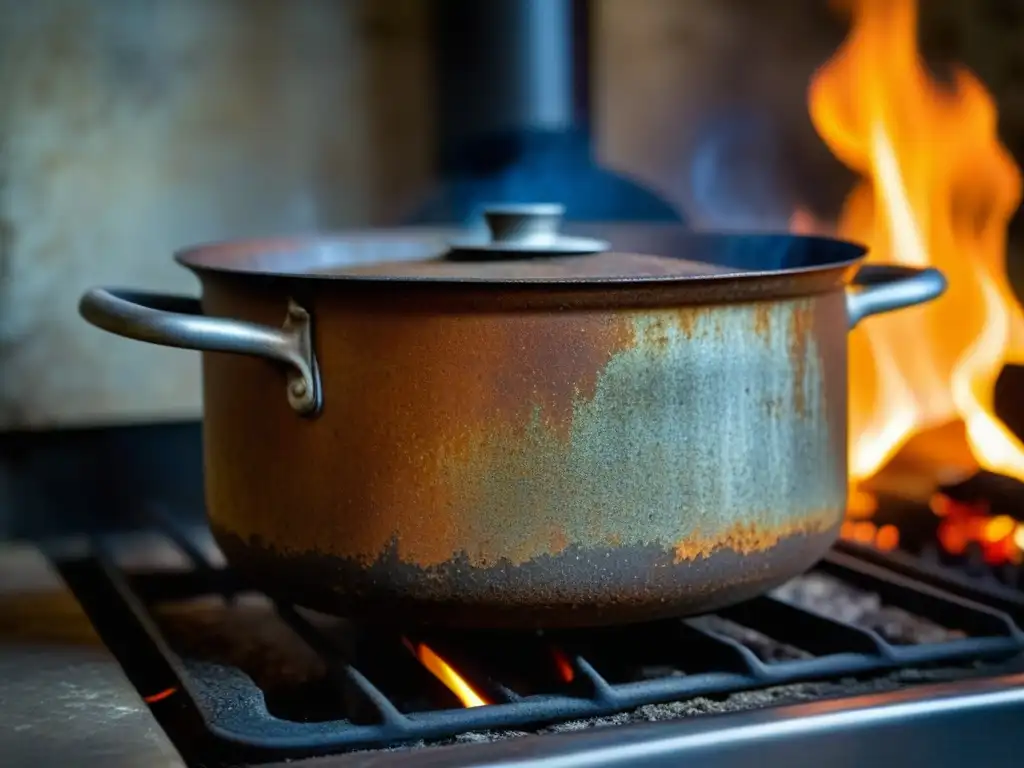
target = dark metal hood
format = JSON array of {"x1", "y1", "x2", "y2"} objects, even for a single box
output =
[{"x1": 413, "y1": 0, "x2": 683, "y2": 224}]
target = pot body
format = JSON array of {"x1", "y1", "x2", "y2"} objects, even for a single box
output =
[
  {"x1": 199, "y1": 275, "x2": 849, "y2": 627},
  {"x1": 80, "y1": 227, "x2": 947, "y2": 628}
]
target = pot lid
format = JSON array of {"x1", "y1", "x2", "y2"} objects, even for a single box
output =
[
  {"x1": 176, "y1": 204, "x2": 868, "y2": 286},
  {"x1": 330, "y1": 204, "x2": 743, "y2": 281}
]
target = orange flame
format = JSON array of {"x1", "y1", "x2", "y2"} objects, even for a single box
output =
[
  {"x1": 403, "y1": 639, "x2": 488, "y2": 708},
  {"x1": 551, "y1": 647, "x2": 575, "y2": 683},
  {"x1": 807, "y1": 0, "x2": 1024, "y2": 485},
  {"x1": 143, "y1": 687, "x2": 177, "y2": 704}
]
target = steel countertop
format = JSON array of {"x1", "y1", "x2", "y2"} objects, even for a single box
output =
[{"x1": 0, "y1": 542, "x2": 185, "y2": 768}]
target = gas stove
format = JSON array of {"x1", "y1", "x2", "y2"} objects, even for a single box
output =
[{"x1": 5, "y1": 499, "x2": 1024, "y2": 767}]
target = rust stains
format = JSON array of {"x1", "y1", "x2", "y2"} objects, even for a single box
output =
[
  {"x1": 628, "y1": 306, "x2": 705, "y2": 354},
  {"x1": 673, "y1": 510, "x2": 838, "y2": 563},
  {"x1": 489, "y1": 312, "x2": 636, "y2": 436},
  {"x1": 752, "y1": 302, "x2": 773, "y2": 339},
  {"x1": 549, "y1": 526, "x2": 569, "y2": 553},
  {"x1": 337, "y1": 250, "x2": 738, "y2": 281},
  {"x1": 788, "y1": 304, "x2": 815, "y2": 418},
  {"x1": 638, "y1": 314, "x2": 672, "y2": 352},
  {"x1": 202, "y1": 287, "x2": 846, "y2": 579},
  {"x1": 212, "y1": 521, "x2": 840, "y2": 628},
  {"x1": 672, "y1": 306, "x2": 702, "y2": 340},
  {"x1": 274, "y1": 304, "x2": 638, "y2": 570}
]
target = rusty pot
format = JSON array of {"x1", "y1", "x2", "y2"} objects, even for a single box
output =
[{"x1": 79, "y1": 205, "x2": 946, "y2": 628}]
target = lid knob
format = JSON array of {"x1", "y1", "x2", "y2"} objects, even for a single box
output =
[
  {"x1": 444, "y1": 203, "x2": 609, "y2": 261},
  {"x1": 483, "y1": 204, "x2": 565, "y2": 246}
]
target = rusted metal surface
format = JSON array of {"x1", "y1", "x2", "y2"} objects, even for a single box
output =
[
  {"x1": 74, "y1": 223, "x2": 951, "y2": 626},
  {"x1": 175, "y1": 226, "x2": 865, "y2": 291},
  {"x1": 214, "y1": 526, "x2": 840, "y2": 628},
  {"x1": 194, "y1": 249, "x2": 850, "y2": 625}
]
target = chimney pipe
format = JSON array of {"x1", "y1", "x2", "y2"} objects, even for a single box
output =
[{"x1": 418, "y1": 0, "x2": 682, "y2": 223}]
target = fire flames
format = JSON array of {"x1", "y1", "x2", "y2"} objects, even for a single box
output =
[
  {"x1": 804, "y1": 0, "x2": 1024, "y2": 561},
  {"x1": 403, "y1": 639, "x2": 488, "y2": 708},
  {"x1": 551, "y1": 646, "x2": 576, "y2": 683}
]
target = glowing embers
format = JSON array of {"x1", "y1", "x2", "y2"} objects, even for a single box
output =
[{"x1": 931, "y1": 493, "x2": 1024, "y2": 567}]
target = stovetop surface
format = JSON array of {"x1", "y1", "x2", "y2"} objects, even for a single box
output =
[
  {"x1": 7, "y1": 519, "x2": 1018, "y2": 767},
  {"x1": 0, "y1": 543, "x2": 185, "y2": 768}
]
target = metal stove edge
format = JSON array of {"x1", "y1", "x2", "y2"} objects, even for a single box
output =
[{"x1": 335, "y1": 673, "x2": 1024, "y2": 768}]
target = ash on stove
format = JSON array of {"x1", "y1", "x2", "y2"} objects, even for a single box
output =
[
  {"x1": 428, "y1": 658, "x2": 1024, "y2": 747},
  {"x1": 772, "y1": 572, "x2": 965, "y2": 644}
]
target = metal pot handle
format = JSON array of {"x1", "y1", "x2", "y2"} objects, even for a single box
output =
[
  {"x1": 79, "y1": 288, "x2": 321, "y2": 416},
  {"x1": 846, "y1": 265, "x2": 947, "y2": 330}
]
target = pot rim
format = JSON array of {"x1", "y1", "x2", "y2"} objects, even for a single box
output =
[{"x1": 174, "y1": 227, "x2": 868, "y2": 290}]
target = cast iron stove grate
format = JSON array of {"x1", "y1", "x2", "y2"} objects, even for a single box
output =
[{"x1": 50, "y1": 523, "x2": 1024, "y2": 764}]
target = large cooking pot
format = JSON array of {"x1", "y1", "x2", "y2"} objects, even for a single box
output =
[{"x1": 79, "y1": 205, "x2": 946, "y2": 628}]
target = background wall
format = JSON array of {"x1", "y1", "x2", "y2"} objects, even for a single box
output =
[{"x1": 0, "y1": 0, "x2": 433, "y2": 429}]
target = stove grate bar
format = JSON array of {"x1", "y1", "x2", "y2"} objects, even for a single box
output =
[
  {"x1": 836, "y1": 540, "x2": 1024, "y2": 624},
  {"x1": 680, "y1": 618, "x2": 773, "y2": 679},
  {"x1": 669, "y1": 617, "x2": 767, "y2": 674},
  {"x1": 128, "y1": 568, "x2": 239, "y2": 601},
  {"x1": 718, "y1": 595, "x2": 895, "y2": 659},
  {"x1": 569, "y1": 654, "x2": 619, "y2": 704},
  {"x1": 145, "y1": 508, "x2": 226, "y2": 582},
  {"x1": 273, "y1": 602, "x2": 412, "y2": 728},
  {"x1": 821, "y1": 552, "x2": 1024, "y2": 639}
]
